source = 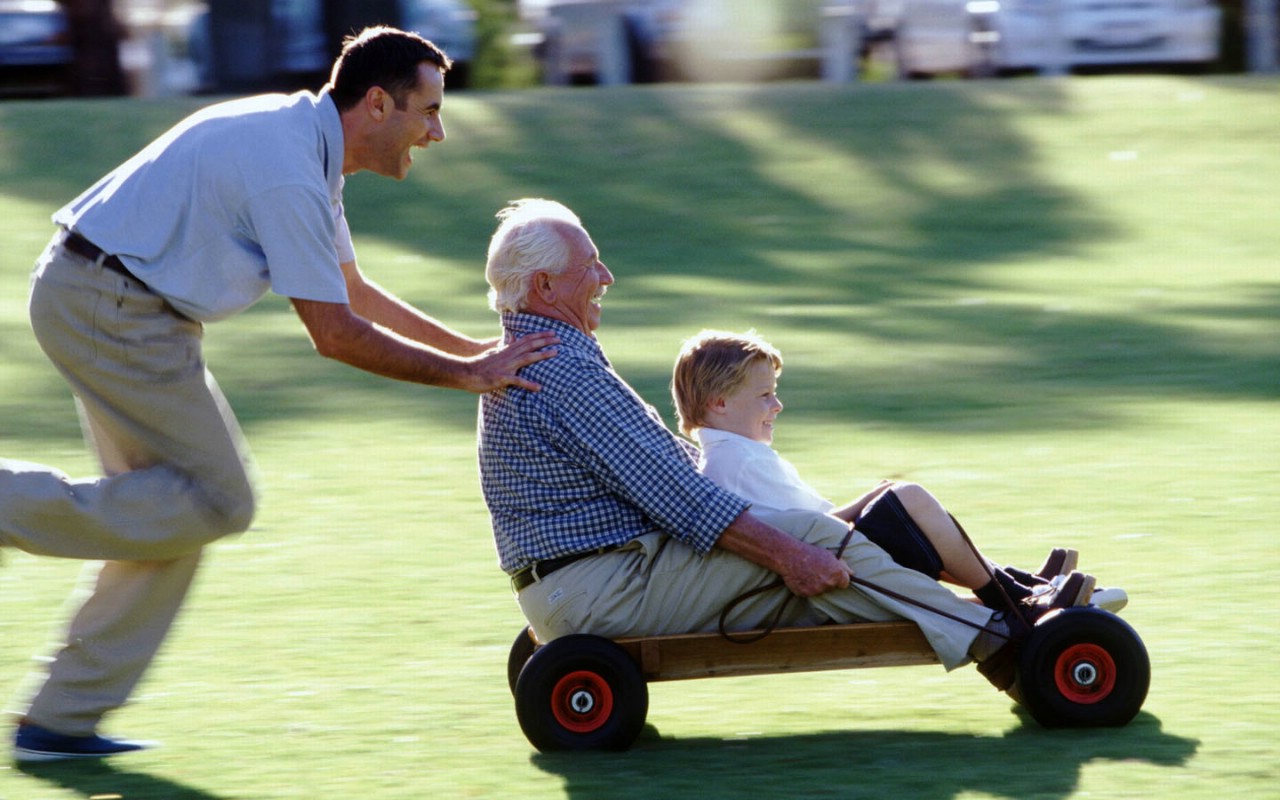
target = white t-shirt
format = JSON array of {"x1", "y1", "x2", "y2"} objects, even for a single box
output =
[{"x1": 695, "y1": 428, "x2": 835, "y2": 516}]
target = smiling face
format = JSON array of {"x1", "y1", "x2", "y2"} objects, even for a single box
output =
[
  {"x1": 355, "y1": 62, "x2": 446, "y2": 179},
  {"x1": 710, "y1": 358, "x2": 784, "y2": 444},
  {"x1": 536, "y1": 223, "x2": 614, "y2": 335}
]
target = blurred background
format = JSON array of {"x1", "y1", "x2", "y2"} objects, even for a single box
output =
[{"x1": 0, "y1": 0, "x2": 1275, "y2": 99}]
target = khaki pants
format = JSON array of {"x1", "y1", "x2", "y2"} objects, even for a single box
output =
[
  {"x1": 0, "y1": 236, "x2": 256, "y2": 734},
  {"x1": 516, "y1": 509, "x2": 993, "y2": 671}
]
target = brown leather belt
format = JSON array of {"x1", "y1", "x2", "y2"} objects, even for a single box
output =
[
  {"x1": 61, "y1": 230, "x2": 133, "y2": 279},
  {"x1": 510, "y1": 545, "x2": 624, "y2": 593}
]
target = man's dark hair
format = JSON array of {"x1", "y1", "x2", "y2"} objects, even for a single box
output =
[{"x1": 328, "y1": 26, "x2": 452, "y2": 112}]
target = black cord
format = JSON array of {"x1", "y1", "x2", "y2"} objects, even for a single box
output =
[
  {"x1": 717, "y1": 525, "x2": 858, "y2": 645},
  {"x1": 718, "y1": 515, "x2": 1023, "y2": 645}
]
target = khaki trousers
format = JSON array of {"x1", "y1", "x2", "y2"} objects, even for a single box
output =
[
  {"x1": 1, "y1": 237, "x2": 256, "y2": 734},
  {"x1": 516, "y1": 509, "x2": 993, "y2": 671}
]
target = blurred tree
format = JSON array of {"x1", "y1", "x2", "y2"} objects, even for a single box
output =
[
  {"x1": 470, "y1": 0, "x2": 541, "y2": 88},
  {"x1": 58, "y1": 0, "x2": 127, "y2": 95}
]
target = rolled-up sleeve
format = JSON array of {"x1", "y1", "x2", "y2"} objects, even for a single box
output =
[{"x1": 544, "y1": 363, "x2": 748, "y2": 555}]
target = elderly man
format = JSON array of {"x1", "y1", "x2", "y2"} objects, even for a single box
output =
[{"x1": 477, "y1": 198, "x2": 1089, "y2": 693}]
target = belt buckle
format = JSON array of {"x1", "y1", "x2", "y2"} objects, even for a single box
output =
[
  {"x1": 525, "y1": 562, "x2": 543, "y2": 585},
  {"x1": 62, "y1": 230, "x2": 108, "y2": 269},
  {"x1": 511, "y1": 563, "x2": 539, "y2": 592}
]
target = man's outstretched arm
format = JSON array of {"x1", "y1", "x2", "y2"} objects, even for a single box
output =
[
  {"x1": 340, "y1": 259, "x2": 497, "y2": 357},
  {"x1": 291, "y1": 297, "x2": 557, "y2": 393}
]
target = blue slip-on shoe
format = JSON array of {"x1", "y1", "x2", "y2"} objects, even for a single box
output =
[{"x1": 14, "y1": 721, "x2": 157, "y2": 763}]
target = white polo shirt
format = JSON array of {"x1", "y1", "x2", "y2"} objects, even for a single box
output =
[
  {"x1": 695, "y1": 428, "x2": 835, "y2": 516},
  {"x1": 54, "y1": 90, "x2": 353, "y2": 323}
]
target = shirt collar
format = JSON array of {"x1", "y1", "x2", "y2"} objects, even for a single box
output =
[
  {"x1": 502, "y1": 312, "x2": 604, "y2": 358},
  {"x1": 695, "y1": 427, "x2": 767, "y2": 450},
  {"x1": 317, "y1": 90, "x2": 344, "y2": 198}
]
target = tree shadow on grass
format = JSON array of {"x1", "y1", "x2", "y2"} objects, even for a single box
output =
[
  {"x1": 532, "y1": 711, "x2": 1197, "y2": 800},
  {"x1": 17, "y1": 758, "x2": 230, "y2": 800},
  {"x1": 2, "y1": 82, "x2": 1274, "y2": 445}
]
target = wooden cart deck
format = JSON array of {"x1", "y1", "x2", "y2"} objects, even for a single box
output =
[{"x1": 608, "y1": 621, "x2": 939, "y2": 682}]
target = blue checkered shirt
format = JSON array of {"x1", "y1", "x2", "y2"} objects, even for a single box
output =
[{"x1": 479, "y1": 313, "x2": 750, "y2": 574}]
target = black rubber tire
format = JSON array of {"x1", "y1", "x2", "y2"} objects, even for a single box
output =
[
  {"x1": 514, "y1": 634, "x2": 649, "y2": 752},
  {"x1": 508, "y1": 626, "x2": 539, "y2": 696},
  {"x1": 1015, "y1": 607, "x2": 1150, "y2": 728}
]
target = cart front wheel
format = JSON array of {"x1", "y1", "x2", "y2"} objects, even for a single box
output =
[{"x1": 1016, "y1": 607, "x2": 1149, "y2": 727}]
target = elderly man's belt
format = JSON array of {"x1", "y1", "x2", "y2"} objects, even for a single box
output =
[
  {"x1": 61, "y1": 230, "x2": 133, "y2": 279},
  {"x1": 511, "y1": 545, "x2": 624, "y2": 592}
]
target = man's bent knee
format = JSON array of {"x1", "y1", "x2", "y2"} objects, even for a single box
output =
[
  {"x1": 196, "y1": 473, "x2": 257, "y2": 540},
  {"x1": 218, "y1": 492, "x2": 255, "y2": 536},
  {"x1": 213, "y1": 484, "x2": 256, "y2": 536}
]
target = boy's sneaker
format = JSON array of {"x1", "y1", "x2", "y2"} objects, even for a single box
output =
[
  {"x1": 1089, "y1": 586, "x2": 1129, "y2": 613},
  {"x1": 1023, "y1": 571, "x2": 1095, "y2": 619},
  {"x1": 1004, "y1": 547, "x2": 1079, "y2": 587},
  {"x1": 13, "y1": 721, "x2": 156, "y2": 763},
  {"x1": 1035, "y1": 547, "x2": 1079, "y2": 580}
]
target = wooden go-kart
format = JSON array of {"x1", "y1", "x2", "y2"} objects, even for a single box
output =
[{"x1": 507, "y1": 606, "x2": 1150, "y2": 752}]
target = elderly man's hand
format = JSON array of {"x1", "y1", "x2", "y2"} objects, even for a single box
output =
[
  {"x1": 464, "y1": 331, "x2": 559, "y2": 393},
  {"x1": 717, "y1": 510, "x2": 853, "y2": 598},
  {"x1": 777, "y1": 540, "x2": 853, "y2": 597}
]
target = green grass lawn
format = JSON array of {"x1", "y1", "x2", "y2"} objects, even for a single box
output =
[{"x1": 1, "y1": 74, "x2": 1278, "y2": 799}]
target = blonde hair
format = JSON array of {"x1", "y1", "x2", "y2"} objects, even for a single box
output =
[
  {"x1": 485, "y1": 198, "x2": 583, "y2": 314},
  {"x1": 672, "y1": 329, "x2": 782, "y2": 437}
]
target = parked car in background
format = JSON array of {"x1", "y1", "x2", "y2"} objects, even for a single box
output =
[
  {"x1": 519, "y1": 0, "x2": 871, "y2": 84},
  {"x1": 519, "y1": 0, "x2": 680, "y2": 83},
  {"x1": 890, "y1": 0, "x2": 1221, "y2": 77},
  {"x1": 189, "y1": 0, "x2": 476, "y2": 92},
  {"x1": 0, "y1": 0, "x2": 71, "y2": 97}
]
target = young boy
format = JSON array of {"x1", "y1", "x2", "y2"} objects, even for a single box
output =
[{"x1": 671, "y1": 329, "x2": 1126, "y2": 613}]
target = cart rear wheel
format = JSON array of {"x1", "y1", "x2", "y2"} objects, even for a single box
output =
[
  {"x1": 1016, "y1": 607, "x2": 1149, "y2": 727},
  {"x1": 514, "y1": 634, "x2": 648, "y2": 752},
  {"x1": 508, "y1": 626, "x2": 539, "y2": 695}
]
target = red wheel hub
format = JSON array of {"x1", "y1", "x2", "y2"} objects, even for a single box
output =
[
  {"x1": 550, "y1": 670, "x2": 614, "y2": 733},
  {"x1": 1054, "y1": 643, "x2": 1117, "y2": 704}
]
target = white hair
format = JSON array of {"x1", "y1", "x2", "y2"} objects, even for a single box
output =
[{"x1": 485, "y1": 198, "x2": 583, "y2": 314}]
